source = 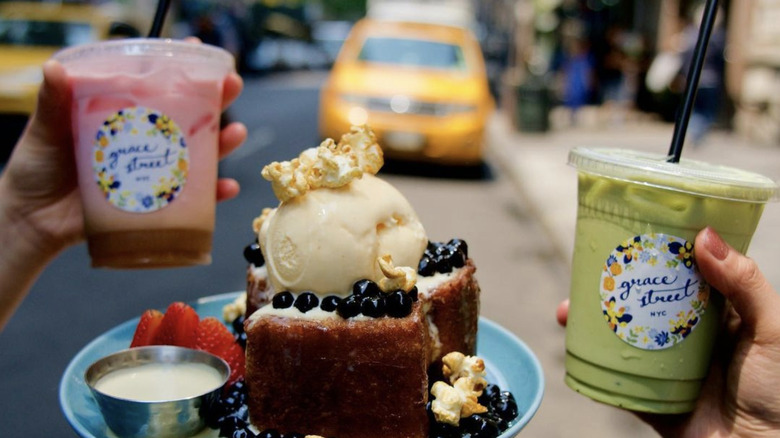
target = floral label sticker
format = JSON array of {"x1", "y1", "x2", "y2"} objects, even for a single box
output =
[
  {"x1": 600, "y1": 234, "x2": 709, "y2": 350},
  {"x1": 92, "y1": 107, "x2": 188, "y2": 213}
]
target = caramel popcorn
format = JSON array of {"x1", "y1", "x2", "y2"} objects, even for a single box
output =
[
  {"x1": 430, "y1": 378, "x2": 487, "y2": 426},
  {"x1": 430, "y1": 352, "x2": 489, "y2": 426},
  {"x1": 222, "y1": 292, "x2": 247, "y2": 323},
  {"x1": 442, "y1": 352, "x2": 488, "y2": 392},
  {"x1": 261, "y1": 125, "x2": 384, "y2": 202},
  {"x1": 377, "y1": 254, "x2": 418, "y2": 293},
  {"x1": 252, "y1": 207, "x2": 274, "y2": 235}
]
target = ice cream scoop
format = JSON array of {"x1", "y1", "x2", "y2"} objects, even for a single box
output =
[
  {"x1": 256, "y1": 126, "x2": 428, "y2": 296},
  {"x1": 259, "y1": 173, "x2": 426, "y2": 295}
]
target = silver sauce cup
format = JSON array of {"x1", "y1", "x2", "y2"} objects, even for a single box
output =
[{"x1": 85, "y1": 346, "x2": 229, "y2": 438}]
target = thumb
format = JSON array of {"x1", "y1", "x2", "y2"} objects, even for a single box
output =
[
  {"x1": 26, "y1": 60, "x2": 72, "y2": 148},
  {"x1": 695, "y1": 227, "x2": 780, "y2": 337}
]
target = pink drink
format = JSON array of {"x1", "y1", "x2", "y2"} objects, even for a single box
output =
[{"x1": 54, "y1": 40, "x2": 234, "y2": 268}]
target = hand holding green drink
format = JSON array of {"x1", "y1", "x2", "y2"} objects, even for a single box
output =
[
  {"x1": 561, "y1": 0, "x2": 780, "y2": 425},
  {"x1": 564, "y1": 149, "x2": 777, "y2": 414},
  {"x1": 559, "y1": 227, "x2": 780, "y2": 436}
]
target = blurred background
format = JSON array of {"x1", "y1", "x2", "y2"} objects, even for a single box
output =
[
  {"x1": 0, "y1": 0, "x2": 778, "y2": 437},
  {"x1": 3, "y1": 0, "x2": 779, "y2": 158}
]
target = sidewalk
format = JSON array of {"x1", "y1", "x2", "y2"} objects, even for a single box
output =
[{"x1": 487, "y1": 108, "x2": 780, "y2": 290}]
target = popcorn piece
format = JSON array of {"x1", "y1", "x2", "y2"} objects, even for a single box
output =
[
  {"x1": 338, "y1": 125, "x2": 383, "y2": 175},
  {"x1": 453, "y1": 378, "x2": 488, "y2": 417},
  {"x1": 442, "y1": 352, "x2": 487, "y2": 392},
  {"x1": 430, "y1": 352, "x2": 490, "y2": 426},
  {"x1": 430, "y1": 378, "x2": 487, "y2": 426},
  {"x1": 430, "y1": 381, "x2": 462, "y2": 426},
  {"x1": 310, "y1": 139, "x2": 362, "y2": 188},
  {"x1": 377, "y1": 254, "x2": 418, "y2": 293},
  {"x1": 262, "y1": 157, "x2": 311, "y2": 202},
  {"x1": 252, "y1": 207, "x2": 274, "y2": 235},
  {"x1": 261, "y1": 125, "x2": 384, "y2": 202},
  {"x1": 222, "y1": 292, "x2": 247, "y2": 323}
]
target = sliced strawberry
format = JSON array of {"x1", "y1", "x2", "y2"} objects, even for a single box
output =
[
  {"x1": 152, "y1": 302, "x2": 200, "y2": 348},
  {"x1": 129, "y1": 309, "x2": 164, "y2": 348},
  {"x1": 195, "y1": 317, "x2": 235, "y2": 356},
  {"x1": 221, "y1": 342, "x2": 246, "y2": 387}
]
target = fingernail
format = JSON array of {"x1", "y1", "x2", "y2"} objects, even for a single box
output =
[{"x1": 702, "y1": 227, "x2": 729, "y2": 261}]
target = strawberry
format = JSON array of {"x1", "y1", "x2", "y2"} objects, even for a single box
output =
[
  {"x1": 151, "y1": 302, "x2": 200, "y2": 348},
  {"x1": 221, "y1": 342, "x2": 246, "y2": 387},
  {"x1": 195, "y1": 317, "x2": 235, "y2": 356},
  {"x1": 128, "y1": 301, "x2": 245, "y2": 386},
  {"x1": 129, "y1": 309, "x2": 164, "y2": 348}
]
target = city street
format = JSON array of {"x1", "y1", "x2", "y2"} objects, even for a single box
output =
[{"x1": 1, "y1": 70, "x2": 778, "y2": 437}]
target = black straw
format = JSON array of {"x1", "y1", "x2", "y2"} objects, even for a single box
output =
[
  {"x1": 147, "y1": 0, "x2": 171, "y2": 38},
  {"x1": 667, "y1": 0, "x2": 720, "y2": 163}
]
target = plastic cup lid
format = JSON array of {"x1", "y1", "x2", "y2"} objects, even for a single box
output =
[
  {"x1": 568, "y1": 147, "x2": 778, "y2": 203},
  {"x1": 52, "y1": 38, "x2": 234, "y2": 68}
]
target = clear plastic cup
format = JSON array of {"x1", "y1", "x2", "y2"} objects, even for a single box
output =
[
  {"x1": 565, "y1": 147, "x2": 777, "y2": 413},
  {"x1": 53, "y1": 39, "x2": 234, "y2": 268}
]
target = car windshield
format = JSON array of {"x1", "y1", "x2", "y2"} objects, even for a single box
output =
[
  {"x1": 357, "y1": 37, "x2": 466, "y2": 71},
  {"x1": 0, "y1": 18, "x2": 96, "y2": 47}
]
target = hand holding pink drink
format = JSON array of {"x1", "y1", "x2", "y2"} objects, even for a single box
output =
[{"x1": 53, "y1": 39, "x2": 237, "y2": 268}]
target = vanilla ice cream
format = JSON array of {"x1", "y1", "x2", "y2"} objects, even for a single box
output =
[{"x1": 255, "y1": 126, "x2": 428, "y2": 296}]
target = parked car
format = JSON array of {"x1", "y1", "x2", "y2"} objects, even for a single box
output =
[
  {"x1": 0, "y1": 2, "x2": 116, "y2": 158},
  {"x1": 0, "y1": 2, "x2": 115, "y2": 115},
  {"x1": 319, "y1": 18, "x2": 494, "y2": 166},
  {"x1": 245, "y1": 37, "x2": 330, "y2": 73}
]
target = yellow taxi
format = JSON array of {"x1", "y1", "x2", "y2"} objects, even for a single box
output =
[
  {"x1": 318, "y1": 18, "x2": 494, "y2": 166},
  {"x1": 0, "y1": 2, "x2": 113, "y2": 115}
]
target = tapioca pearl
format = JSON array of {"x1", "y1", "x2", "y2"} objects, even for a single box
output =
[
  {"x1": 386, "y1": 290, "x2": 413, "y2": 318},
  {"x1": 272, "y1": 291, "x2": 294, "y2": 309},
  {"x1": 293, "y1": 292, "x2": 319, "y2": 313},
  {"x1": 448, "y1": 248, "x2": 466, "y2": 269},
  {"x1": 461, "y1": 414, "x2": 500, "y2": 438},
  {"x1": 320, "y1": 295, "x2": 341, "y2": 312},
  {"x1": 408, "y1": 286, "x2": 419, "y2": 302},
  {"x1": 256, "y1": 430, "x2": 281, "y2": 438},
  {"x1": 479, "y1": 383, "x2": 500, "y2": 406},
  {"x1": 447, "y1": 238, "x2": 468, "y2": 259},
  {"x1": 352, "y1": 279, "x2": 380, "y2": 298},
  {"x1": 490, "y1": 391, "x2": 519, "y2": 423},
  {"x1": 417, "y1": 256, "x2": 436, "y2": 276},
  {"x1": 243, "y1": 241, "x2": 265, "y2": 266},
  {"x1": 433, "y1": 253, "x2": 454, "y2": 274},
  {"x1": 360, "y1": 295, "x2": 386, "y2": 318},
  {"x1": 336, "y1": 295, "x2": 361, "y2": 319}
]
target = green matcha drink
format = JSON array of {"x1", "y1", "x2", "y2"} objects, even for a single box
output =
[{"x1": 565, "y1": 147, "x2": 777, "y2": 414}]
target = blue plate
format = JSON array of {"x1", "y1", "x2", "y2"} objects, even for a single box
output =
[{"x1": 60, "y1": 292, "x2": 544, "y2": 437}]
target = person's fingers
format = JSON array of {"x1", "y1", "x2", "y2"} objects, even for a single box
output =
[
  {"x1": 222, "y1": 72, "x2": 243, "y2": 111},
  {"x1": 695, "y1": 227, "x2": 780, "y2": 338},
  {"x1": 27, "y1": 60, "x2": 72, "y2": 147},
  {"x1": 218, "y1": 122, "x2": 247, "y2": 160},
  {"x1": 556, "y1": 299, "x2": 569, "y2": 327},
  {"x1": 216, "y1": 178, "x2": 240, "y2": 202}
]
